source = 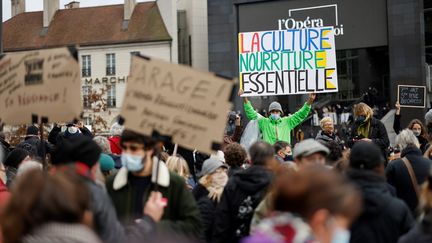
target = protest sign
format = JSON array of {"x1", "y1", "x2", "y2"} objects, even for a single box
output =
[
  {"x1": 0, "y1": 47, "x2": 82, "y2": 125},
  {"x1": 120, "y1": 56, "x2": 234, "y2": 154},
  {"x1": 239, "y1": 27, "x2": 338, "y2": 97},
  {"x1": 398, "y1": 85, "x2": 426, "y2": 108}
]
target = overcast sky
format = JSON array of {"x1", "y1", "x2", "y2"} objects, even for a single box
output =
[{"x1": 2, "y1": 0, "x2": 153, "y2": 21}]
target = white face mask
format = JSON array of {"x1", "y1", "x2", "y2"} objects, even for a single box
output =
[
  {"x1": 331, "y1": 227, "x2": 351, "y2": 243},
  {"x1": 211, "y1": 170, "x2": 228, "y2": 188}
]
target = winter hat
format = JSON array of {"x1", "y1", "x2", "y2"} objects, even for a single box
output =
[
  {"x1": 26, "y1": 125, "x2": 39, "y2": 136},
  {"x1": 269, "y1": 102, "x2": 283, "y2": 114},
  {"x1": 110, "y1": 123, "x2": 124, "y2": 136},
  {"x1": 99, "y1": 153, "x2": 115, "y2": 172},
  {"x1": 199, "y1": 156, "x2": 228, "y2": 177},
  {"x1": 4, "y1": 148, "x2": 29, "y2": 169},
  {"x1": 64, "y1": 126, "x2": 82, "y2": 138},
  {"x1": 293, "y1": 139, "x2": 329, "y2": 159},
  {"x1": 51, "y1": 136, "x2": 101, "y2": 168},
  {"x1": 349, "y1": 141, "x2": 385, "y2": 170}
]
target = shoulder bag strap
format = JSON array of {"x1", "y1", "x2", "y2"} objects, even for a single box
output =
[{"x1": 401, "y1": 157, "x2": 420, "y2": 199}]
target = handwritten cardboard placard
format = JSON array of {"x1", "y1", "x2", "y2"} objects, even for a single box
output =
[
  {"x1": 0, "y1": 47, "x2": 81, "y2": 125},
  {"x1": 398, "y1": 85, "x2": 426, "y2": 108},
  {"x1": 239, "y1": 27, "x2": 338, "y2": 97},
  {"x1": 120, "y1": 56, "x2": 234, "y2": 154}
]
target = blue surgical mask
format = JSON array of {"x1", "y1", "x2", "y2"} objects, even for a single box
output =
[
  {"x1": 332, "y1": 227, "x2": 351, "y2": 243},
  {"x1": 121, "y1": 154, "x2": 144, "y2": 172},
  {"x1": 270, "y1": 114, "x2": 281, "y2": 120}
]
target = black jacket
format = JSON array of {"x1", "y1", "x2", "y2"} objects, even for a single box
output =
[
  {"x1": 211, "y1": 165, "x2": 273, "y2": 243},
  {"x1": 398, "y1": 212, "x2": 432, "y2": 243},
  {"x1": 348, "y1": 117, "x2": 390, "y2": 154},
  {"x1": 17, "y1": 136, "x2": 54, "y2": 160},
  {"x1": 192, "y1": 184, "x2": 218, "y2": 242},
  {"x1": 386, "y1": 146, "x2": 432, "y2": 215},
  {"x1": 48, "y1": 126, "x2": 93, "y2": 146},
  {"x1": 192, "y1": 183, "x2": 209, "y2": 202},
  {"x1": 347, "y1": 170, "x2": 414, "y2": 243}
]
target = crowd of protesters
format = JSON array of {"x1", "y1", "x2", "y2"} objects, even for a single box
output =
[{"x1": 2, "y1": 90, "x2": 432, "y2": 243}]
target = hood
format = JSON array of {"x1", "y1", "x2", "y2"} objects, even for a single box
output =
[
  {"x1": 401, "y1": 145, "x2": 423, "y2": 157},
  {"x1": 232, "y1": 165, "x2": 273, "y2": 193},
  {"x1": 346, "y1": 170, "x2": 392, "y2": 215}
]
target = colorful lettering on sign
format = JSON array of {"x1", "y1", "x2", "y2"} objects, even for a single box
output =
[{"x1": 238, "y1": 27, "x2": 338, "y2": 97}]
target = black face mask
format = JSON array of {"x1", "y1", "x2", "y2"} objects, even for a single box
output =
[
  {"x1": 356, "y1": 116, "x2": 366, "y2": 124},
  {"x1": 284, "y1": 155, "x2": 294, "y2": 162}
]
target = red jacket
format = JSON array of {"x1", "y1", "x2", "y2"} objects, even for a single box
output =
[
  {"x1": 0, "y1": 179, "x2": 10, "y2": 213},
  {"x1": 108, "y1": 136, "x2": 122, "y2": 155}
]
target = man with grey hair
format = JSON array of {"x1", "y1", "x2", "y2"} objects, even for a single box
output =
[{"x1": 386, "y1": 129, "x2": 432, "y2": 216}]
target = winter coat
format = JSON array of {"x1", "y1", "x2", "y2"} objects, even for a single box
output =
[
  {"x1": 108, "y1": 136, "x2": 122, "y2": 155},
  {"x1": 244, "y1": 101, "x2": 311, "y2": 145},
  {"x1": 82, "y1": 175, "x2": 155, "y2": 243},
  {"x1": 315, "y1": 130, "x2": 343, "y2": 147},
  {"x1": 243, "y1": 212, "x2": 315, "y2": 243},
  {"x1": 21, "y1": 223, "x2": 102, "y2": 243},
  {"x1": 0, "y1": 179, "x2": 10, "y2": 213},
  {"x1": 386, "y1": 146, "x2": 432, "y2": 215},
  {"x1": 106, "y1": 159, "x2": 203, "y2": 238},
  {"x1": 398, "y1": 212, "x2": 432, "y2": 243},
  {"x1": 348, "y1": 117, "x2": 389, "y2": 156},
  {"x1": 347, "y1": 170, "x2": 414, "y2": 243},
  {"x1": 192, "y1": 183, "x2": 209, "y2": 201},
  {"x1": 48, "y1": 126, "x2": 93, "y2": 146},
  {"x1": 17, "y1": 136, "x2": 53, "y2": 160},
  {"x1": 393, "y1": 114, "x2": 429, "y2": 153},
  {"x1": 211, "y1": 165, "x2": 273, "y2": 243}
]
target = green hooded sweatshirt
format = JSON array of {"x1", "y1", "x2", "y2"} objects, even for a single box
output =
[{"x1": 244, "y1": 101, "x2": 311, "y2": 144}]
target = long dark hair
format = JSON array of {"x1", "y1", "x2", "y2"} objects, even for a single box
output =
[{"x1": 408, "y1": 119, "x2": 429, "y2": 141}]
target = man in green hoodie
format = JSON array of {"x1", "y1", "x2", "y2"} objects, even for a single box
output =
[{"x1": 239, "y1": 90, "x2": 316, "y2": 145}]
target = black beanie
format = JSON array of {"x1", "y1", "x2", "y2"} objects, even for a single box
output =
[
  {"x1": 51, "y1": 136, "x2": 101, "y2": 168},
  {"x1": 349, "y1": 141, "x2": 385, "y2": 170},
  {"x1": 4, "y1": 148, "x2": 29, "y2": 169},
  {"x1": 26, "y1": 125, "x2": 39, "y2": 136}
]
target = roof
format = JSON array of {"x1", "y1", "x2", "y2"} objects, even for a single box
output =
[{"x1": 3, "y1": 2, "x2": 171, "y2": 52}]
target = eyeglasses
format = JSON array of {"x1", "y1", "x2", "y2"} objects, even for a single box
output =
[{"x1": 121, "y1": 144, "x2": 144, "y2": 152}]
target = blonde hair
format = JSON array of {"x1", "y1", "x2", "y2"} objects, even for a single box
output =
[
  {"x1": 320, "y1": 117, "x2": 333, "y2": 129},
  {"x1": 199, "y1": 174, "x2": 213, "y2": 188},
  {"x1": 354, "y1": 102, "x2": 374, "y2": 119},
  {"x1": 166, "y1": 156, "x2": 190, "y2": 181}
]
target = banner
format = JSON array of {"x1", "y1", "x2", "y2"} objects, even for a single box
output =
[
  {"x1": 398, "y1": 85, "x2": 426, "y2": 108},
  {"x1": 239, "y1": 27, "x2": 338, "y2": 97},
  {"x1": 120, "y1": 56, "x2": 234, "y2": 154},
  {"x1": 0, "y1": 47, "x2": 82, "y2": 125}
]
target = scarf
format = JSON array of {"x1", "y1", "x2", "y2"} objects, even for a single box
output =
[{"x1": 357, "y1": 119, "x2": 371, "y2": 139}]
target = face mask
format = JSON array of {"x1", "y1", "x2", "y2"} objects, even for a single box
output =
[
  {"x1": 121, "y1": 154, "x2": 144, "y2": 172},
  {"x1": 355, "y1": 116, "x2": 366, "y2": 124},
  {"x1": 413, "y1": 130, "x2": 421, "y2": 137},
  {"x1": 331, "y1": 227, "x2": 351, "y2": 243},
  {"x1": 284, "y1": 155, "x2": 294, "y2": 162},
  {"x1": 270, "y1": 114, "x2": 281, "y2": 120},
  {"x1": 211, "y1": 171, "x2": 228, "y2": 188}
]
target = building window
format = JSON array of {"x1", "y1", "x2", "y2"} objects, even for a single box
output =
[
  {"x1": 107, "y1": 84, "x2": 116, "y2": 108},
  {"x1": 82, "y1": 85, "x2": 92, "y2": 109},
  {"x1": 83, "y1": 117, "x2": 93, "y2": 126},
  {"x1": 82, "y1": 55, "x2": 91, "y2": 77},
  {"x1": 106, "y1": 53, "x2": 116, "y2": 76}
]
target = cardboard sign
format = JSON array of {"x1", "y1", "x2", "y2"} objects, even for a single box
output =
[
  {"x1": 0, "y1": 47, "x2": 82, "y2": 125},
  {"x1": 239, "y1": 27, "x2": 338, "y2": 97},
  {"x1": 120, "y1": 56, "x2": 234, "y2": 154},
  {"x1": 398, "y1": 85, "x2": 426, "y2": 108}
]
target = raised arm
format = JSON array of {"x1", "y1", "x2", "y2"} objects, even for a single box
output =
[
  {"x1": 393, "y1": 101, "x2": 401, "y2": 134},
  {"x1": 285, "y1": 93, "x2": 315, "y2": 128},
  {"x1": 239, "y1": 89, "x2": 259, "y2": 121}
]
